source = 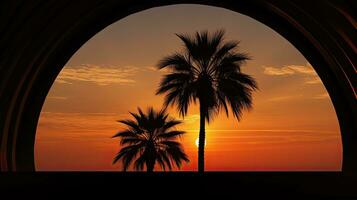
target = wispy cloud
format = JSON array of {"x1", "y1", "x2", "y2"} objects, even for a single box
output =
[
  {"x1": 185, "y1": 129, "x2": 339, "y2": 146},
  {"x1": 312, "y1": 93, "x2": 330, "y2": 100},
  {"x1": 37, "y1": 111, "x2": 339, "y2": 148},
  {"x1": 55, "y1": 64, "x2": 139, "y2": 86},
  {"x1": 37, "y1": 112, "x2": 128, "y2": 134},
  {"x1": 47, "y1": 96, "x2": 68, "y2": 100},
  {"x1": 304, "y1": 76, "x2": 322, "y2": 84},
  {"x1": 145, "y1": 66, "x2": 169, "y2": 73},
  {"x1": 38, "y1": 111, "x2": 135, "y2": 138},
  {"x1": 268, "y1": 93, "x2": 330, "y2": 102},
  {"x1": 263, "y1": 63, "x2": 321, "y2": 84},
  {"x1": 267, "y1": 95, "x2": 303, "y2": 102},
  {"x1": 182, "y1": 114, "x2": 200, "y2": 124},
  {"x1": 145, "y1": 66, "x2": 158, "y2": 71},
  {"x1": 263, "y1": 63, "x2": 316, "y2": 76}
]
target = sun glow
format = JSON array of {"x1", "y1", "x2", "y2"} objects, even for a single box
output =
[{"x1": 195, "y1": 138, "x2": 206, "y2": 147}]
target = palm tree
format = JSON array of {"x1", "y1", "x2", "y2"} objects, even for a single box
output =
[
  {"x1": 156, "y1": 30, "x2": 258, "y2": 172},
  {"x1": 112, "y1": 107, "x2": 189, "y2": 172}
]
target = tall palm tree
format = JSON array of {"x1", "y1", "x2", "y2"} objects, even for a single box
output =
[
  {"x1": 156, "y1": 30, "x2": 258, "y2": 172},
  {"x1": 112, "y1": 107, "x2": 189, "y2": 172}
]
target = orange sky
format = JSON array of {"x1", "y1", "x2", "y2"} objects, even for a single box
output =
[{"x1": 35, "y1": 4, "x2": 342, "y2": 171}]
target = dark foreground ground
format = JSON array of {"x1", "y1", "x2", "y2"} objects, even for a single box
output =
[{"x1": 0, "y1": 172, "x2": 356, "y2": 199}]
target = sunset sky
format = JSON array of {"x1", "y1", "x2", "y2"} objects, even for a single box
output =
[{"x1": 35, "y1": 4, "x2": 341, "y2": 171}]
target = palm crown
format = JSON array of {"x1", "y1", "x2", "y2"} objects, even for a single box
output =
[
  {"x1": 156, "y1": 30, "x2": 258, "y2": 172},
  {"x1": 112, "y1": 107, "x2": 189, "y2": 172}
]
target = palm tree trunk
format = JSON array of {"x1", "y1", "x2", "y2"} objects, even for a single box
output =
[
  {"x1": 146, "y1": 160, "x2": 154, "y2": 172},
  {"x1": 198, "y1": 104, "x2": 206, "y2": 173}
]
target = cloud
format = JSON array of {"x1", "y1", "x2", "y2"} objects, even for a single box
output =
[
  {"x1": 263, "y1": 66, "x2": 296, "y2": 76},
  {"x1": 304, "y1": 76, "x2": 322, "y2": 84},
  {"x1": 37, "y1": 112, "x2": 130, "y2": 138},
  {"x1": 312, "y1": 93, "x2": 330, "y2": 100},
  {"x1": 145, "y1": 66, "x2": 170, "y2": 73},
  {"x1": 185, "y1": 129, "x2": 339, "y2": 145},
  {"x1": 285, "y1": 65, "x2": 316, "y2": 75},
  {"x1": 55, "y1": 64, "x2": 139, "y2": 86},
  {"x1": 145, "y1": 66, "x2": 158, "y2": 71},
  {"x1": 54, "y1": 79, "x2": 73, "y2": 84},
  {"x1": 47, "y1": 96, "x2": 68, "y2": 100},
  {"x1": 263, "y1": 63, "x2": 322, "y2": 84},
  {"x1": 267, "y1": 95, "x2": 303, "y2": 102},
  {"x1": 268, "y1": 93, "x2": 330, "y2": 102},
  {"x1": 263, "y1": 63, "x2": 316, "y2": 76},
  {"x1": 182, "y1": 114, "x2": 200, "y2": 124}
]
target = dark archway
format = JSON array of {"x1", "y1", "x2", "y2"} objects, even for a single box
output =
[{"x1": 0, "y1": 0, "x2": 356, "y2": 172}]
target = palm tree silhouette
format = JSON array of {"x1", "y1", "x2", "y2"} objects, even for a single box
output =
[
  {"x1": 112, "y1": 107, "x2": 189, "y2": 172},
  {"x1": 156, "y1": 30, "x2": 258, "y2": 172}
]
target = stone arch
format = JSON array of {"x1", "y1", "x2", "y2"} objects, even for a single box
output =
[{"x1": 0, "y1": 0, "x2": 355, "y2": 172}]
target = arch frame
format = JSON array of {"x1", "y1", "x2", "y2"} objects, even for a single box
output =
[{"x1": 0, "y1": 0, "x2": 356, "y2": 172}]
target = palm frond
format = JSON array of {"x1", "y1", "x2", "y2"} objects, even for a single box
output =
[
  {"x1": 217, "y1": 77, "x2": 256, "y2": 120},
  {"x1": 117, "y1": 119, "x2": 140, "y2": 130},
  {"x1": 133, "y1": 153, "x2": 146, "y2": 171},
  {"x1": 165, "y1": 144, "x2": 189, "y2": 168},
  {"x1": 162, "y1": 119, "x2": 182, "y2": 130},
  {"x1": 112, "y1": 130, "x2": 137, "y2": 138},
  {"x1": 120, "y1": 137, "x2": 143, "y2": 145},
  {"x1": 157, "y1": 149, "x2": 172, "y2": 170},
  {"x1": 158, "y1": 53, "x2": 197, "y2": 74},
  {"x1": 113, "y1": 144, "x2": 142, "y2": 170},
  {"x1": 158, "y1": 130, "x2": 185, "y2": 139}
]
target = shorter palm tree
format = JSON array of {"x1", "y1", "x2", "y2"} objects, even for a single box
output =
[{"x1": 112, "y1": 107, "x2": 189, "y2": 172}]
